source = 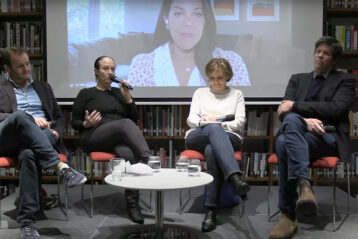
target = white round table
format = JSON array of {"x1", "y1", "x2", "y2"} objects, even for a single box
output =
[{"x1": 105, "y1": 168, "x2": 213, "y2": 238}]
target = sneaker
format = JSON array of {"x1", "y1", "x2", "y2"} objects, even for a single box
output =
[
  {"x1": 60, "y1": 167, "x2": 87, "y2": 188},
  {"x1": 20, "y1": 223, "x2": 40, "y2": 239}
]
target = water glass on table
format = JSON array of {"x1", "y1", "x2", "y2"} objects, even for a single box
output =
[
  {"x1": 176, "y1": 156, "x2": 189, "y2": 172},
  {"x1": 188, "y1": 159, "x2": 201, "y2": 177},
  {"x1": 148, "y1": 156, "x2": 161, "y2": 172},
  {"x1": 110, "y1": 158, "x2": 125, "y2": 182}
]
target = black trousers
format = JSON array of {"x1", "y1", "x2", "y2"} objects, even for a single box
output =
[{"x1": 82, "y1": 118, "x2": 152, "y2": 206}]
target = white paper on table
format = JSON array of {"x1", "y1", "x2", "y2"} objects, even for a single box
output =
[{"x1": 125, "y1": 162, "x2": 153, "y2": 175}]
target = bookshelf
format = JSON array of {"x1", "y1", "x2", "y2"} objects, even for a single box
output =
[
  {"x1": 324, "y1": 0, "x2": 358, "y2": 69},
  {"x1": 0, "y1": 0, "x2": 46, "y2": 82}
]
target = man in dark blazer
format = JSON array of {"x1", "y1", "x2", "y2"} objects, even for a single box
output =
[
  {"x1": 0, "y1": 47, "x2": 87, "y2": 239},
  {"x1": 269, "y1": 36, "x2": 356, "y2": 239}
]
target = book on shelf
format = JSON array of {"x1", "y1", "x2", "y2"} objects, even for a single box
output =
[
  {"x1": 327, "y1": 24, "x2": 358, "y2": 52},
  {"x1": 139, "y1": 105, "x2": 189, "y2": 137},
  {"x1": 0, "y1": 0, "x2": 42, "y2": 12},
  {"x1": 349, "y1": 111, "x2": 357, "y2": 136},
  {"x1": 246, "y1": 109, "x2": 269, "y2": 136},
  {"x1": 0, "y1": 21, "x2": 44, "y2": 54},
  {"x1": 240, "y1": 152, "x2": 269, "y2": 178},
  {"x1": 329, "y1": 0, "x2": 358, "y2": 8}
]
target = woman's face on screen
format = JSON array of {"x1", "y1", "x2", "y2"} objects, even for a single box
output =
[{"x1": 166, "y1": 0, "x2": 205, "y2": 50}]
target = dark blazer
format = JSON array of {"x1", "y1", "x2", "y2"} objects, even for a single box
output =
[
  {"x1": 0, "y1": 79, "x2": 67, "y2": 155},
  {"x1": 283, "y1": 69, "x2": 356, "y2": 162}
]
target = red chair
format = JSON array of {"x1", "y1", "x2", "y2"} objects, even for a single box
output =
[
  {"x1": 267, "y1": 153, "x2": 350, "y2": 231},
  {"x1": 81, "y1": 152, "x2": 116, "y2": 218},
  {"x1": 180, "y1": 149, "x2": 245, "y2": 216},
  {"x1": 0, "y1": 157, "x2": 15, "y2": 228}
]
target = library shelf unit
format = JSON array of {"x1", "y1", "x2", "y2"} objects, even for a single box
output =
[{"x1": 0, "y1": 0, "x2": 46, "y2": 82}]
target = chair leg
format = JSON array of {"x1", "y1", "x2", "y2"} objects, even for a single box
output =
[
  {"x1": 179, "y1": 190, "x2": 183, "y2": 214},
  {"x1": 65, "y1": 183, "x2": 69, "y2": 220},
  {"x1": 57, "y1": 175, "x2": 69, "y2": 220},
  {"x1": 149, "y1": 190, "x2": 153, "y2": 212},
  {"x1": 332, "y1": 167, "x2": 336, "y2": 231},
  {"x1": 90, "y1": 161, "x2": 94, "y2": 218},
  {"x1": 346, "y1": 162, "x2": 350, "y2": 214},
  {"x1": 0, "y1": 179, "x2": 2, "y2": 228},
  {"x1": 239, "y1": 197, "x2": 245, "y2": 217},
  {"x1": 268, "y1": 164, "x2": 271, "y2": 221},
  {"x1": 267, "y1": 164, "x2": 279, "y2": 221}
]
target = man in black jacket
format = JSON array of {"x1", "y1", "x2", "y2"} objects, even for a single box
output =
[
  {"x1": 0, "y1": 47, "x2": 87, "y2": 239},
  {"x1": 269, "y1": 36, "x2": 356, "y2": 239}
]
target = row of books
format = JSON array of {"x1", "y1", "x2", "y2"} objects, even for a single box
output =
[
  {"x1": 139, "y1": 105, "x2": 189, "y2": 137},
  {"x1": 240, "y1": 152, "x2": 270, "y2": 178},
  {"x1": 327, "y1": 24, "x2": 358, "y2": 52},
  {"x1": 0, "y1": 0, "x2": 41, "y2": 12},
  {"x1": 0, "y1": 21, "x2": 44, "y2": 54},
  {"x1": 328, "y1": 0, "x2": 358, "y2": 8},
  {"x1": 349, "y1": 111, "x2": 358, "y2": 136},
  {"x1": 246, "y1": 110, "x2": 270, "y2": 136}
]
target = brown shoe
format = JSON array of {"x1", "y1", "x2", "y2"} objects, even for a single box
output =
[
  {"x1": 296, "y1": 181, "x2": 319, "y2": 217},
  {"x1": 269, "y1": 213, "x2": 298, "y2": 239}
]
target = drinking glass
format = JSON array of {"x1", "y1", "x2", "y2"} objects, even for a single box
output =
[
  {"x1": 148, "y1": 156, "x2": 161, "y2": 172},
  {"x1": 176, "y1": 156, "x2": 189, "y2": 172},
  {"x1": 110, "y1": 158, "x2": 125, "y2": 182},
  {"x1": 188, "y1": 159, "x2": 201, "y2": 177}
]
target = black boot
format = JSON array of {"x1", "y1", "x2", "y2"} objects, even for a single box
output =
[
  {"x1": 202, "y1": 208, "x2": 217, "y2": 232},
  {"x1": 229, "y1": 173, "x2": 251, "y2": 197},
  {"x1": 125, "y1": 189, "x2": 144, "y2": 224}
]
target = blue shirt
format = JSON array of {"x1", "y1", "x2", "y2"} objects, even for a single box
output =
[{"x1": 9, "y1": 78, "x2": 46, "y2": 119}]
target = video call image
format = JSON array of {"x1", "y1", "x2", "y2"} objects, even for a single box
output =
[{"x1": 46, "y1": 0, "x2": 323, "y2": 100}]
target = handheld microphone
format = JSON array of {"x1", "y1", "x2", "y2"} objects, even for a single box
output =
[
  {"x1": 110, "y1": 75, "x2": 133, "y2": 90},
  {"x1": 216, "y1": 114, "x2": 235, "y2": 122},
  {"x1": 323, "y1": 125, "x2": 336, "y2": 133}
]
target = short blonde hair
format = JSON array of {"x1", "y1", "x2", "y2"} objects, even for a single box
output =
[{"x1": 205, "y1": 58, "x2": 233, "y2": 82}]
